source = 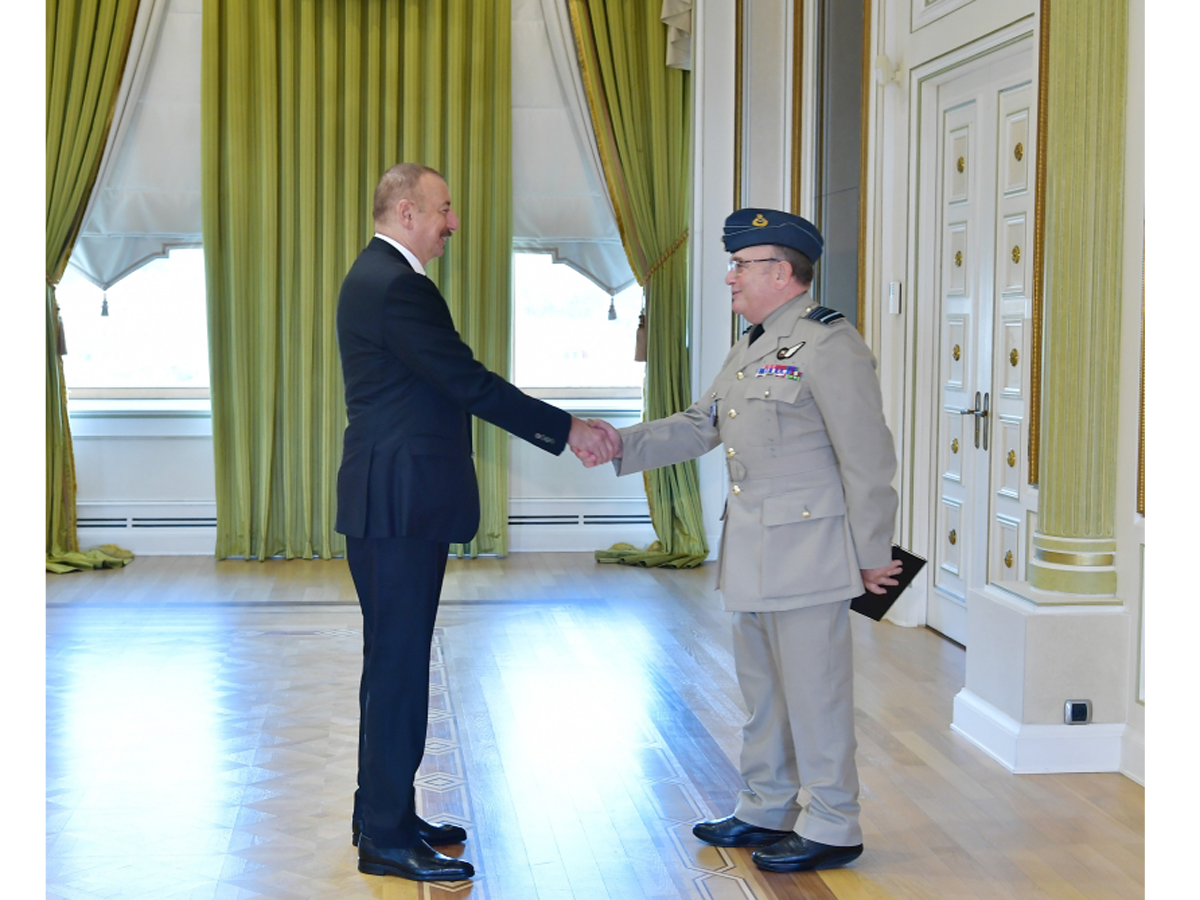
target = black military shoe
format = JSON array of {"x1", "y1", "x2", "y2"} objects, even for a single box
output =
[
  {"x1": 751, "y1": 833, "x2": 863, "y2": 871},
  {"x1": 357, "y1": 835, "x2": 474, "y2": 881},
  {"x1": 353, "y1": 818, "x2": 468, "y2": 847},
  {"x1": 692, "y1": 815, "x2": 793, "y2": 847}
]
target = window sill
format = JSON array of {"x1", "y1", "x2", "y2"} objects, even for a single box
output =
[
  {"x1": 520, "y1": 388, "x2": 642, "y2": 416},
  {"x1": 69, "y1": 398, "x2": 212, "y2": 417},
  {"x1": 68, "y1": 399, "x2": 212, "y2": 438}
]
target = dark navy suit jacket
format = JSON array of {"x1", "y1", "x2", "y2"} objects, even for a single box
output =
[{"x1": 335, "y1": 237, "x2": 571, "y2": 542}]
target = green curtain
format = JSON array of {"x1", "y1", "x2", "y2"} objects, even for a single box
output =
[
  {"x1": 46, "y1": 0, "x2": 139, "y2": 574},
  {"x1": 202, "y1": 0, "x2": 513, "y2": 560},
  {"x1": 569, "y1": 0, "x2": 707, "y2": 568}
]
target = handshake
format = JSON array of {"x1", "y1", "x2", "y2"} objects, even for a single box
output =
[{"x1": 568, "y1": 417, "x2": 624, "y2": 468}]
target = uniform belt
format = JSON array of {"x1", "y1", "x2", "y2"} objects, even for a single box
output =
[{"x1": 725, "y1": 445, "x2": 837, "y2": 482}]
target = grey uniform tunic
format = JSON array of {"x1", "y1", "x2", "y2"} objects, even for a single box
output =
[
  {"x1": 613, "y1": 291, "x2": 899, "y2": 846},
  {"x1": 614, "y1": 292, "x2": 898, "y2": 609}
]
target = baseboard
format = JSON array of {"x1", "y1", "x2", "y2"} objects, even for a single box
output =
[
  {"x1": 76, "y1": 501, "x2": 217, "y2": 556},
  {"x1": 951, "y1": 689, "x2": 1124, "y2": 774},
  {"x1": 1120, "y1": 725, "x2": 1145, "y2": 785},
  {"x1": 72, "y1": 498, "x2": 702, "y2": 558},
  {"x1": 508, "y1": 523, "x2": 659, "y2": 553}
]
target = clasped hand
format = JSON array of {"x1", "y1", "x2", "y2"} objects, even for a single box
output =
[{"x1": 568, "y1": 417, "x2": 623, "y2": 468}]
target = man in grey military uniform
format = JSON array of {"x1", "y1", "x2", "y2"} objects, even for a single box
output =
[{"x1": 592, "y1": 209, "x2": 902, "y2": 872}]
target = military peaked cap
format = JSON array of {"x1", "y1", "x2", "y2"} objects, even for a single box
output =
[{"x1": 722, "y1": 208, "x2": 824, "y2": 262}]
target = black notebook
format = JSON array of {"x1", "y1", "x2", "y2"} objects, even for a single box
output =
[{"x1": 850, "y1": 546, "x2": 927, "y2": 621}]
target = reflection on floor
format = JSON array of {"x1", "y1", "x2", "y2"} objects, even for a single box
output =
[{"x1": 47, "y1": 553, "x2": 1144, "y2": 899}]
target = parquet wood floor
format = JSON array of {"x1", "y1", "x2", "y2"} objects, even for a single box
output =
[{"x1": 46, "y1": 554, "x2": 1144, "y2": 899}]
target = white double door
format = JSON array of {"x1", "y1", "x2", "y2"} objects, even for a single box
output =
[{"x1": 927, "y1": 41, "x2": 1036, "y2": 646}]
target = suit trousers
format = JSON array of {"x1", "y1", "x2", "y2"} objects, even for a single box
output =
[
  {"x1": 346, "y1": 535, "x2": 449, "y2": 847},
  {"x1": 730, "y1": 600, "x2": 862, "y2": 846}
]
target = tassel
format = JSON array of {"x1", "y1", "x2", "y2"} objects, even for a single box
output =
[
  {"x1": 101, "y1": 293, "x2": 109, "y2": 316},
  {"x1": 634, "y1": 311, "x2": 647, "y2": 362},
  {"x1": 608, "y1": 297, "x2": 617, "y2": 320}
]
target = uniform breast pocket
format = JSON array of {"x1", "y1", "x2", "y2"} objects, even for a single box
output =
[
  {"x1": 760, "y1": 483, "x2": 852, "y2": 598},
  {"x1": 744, "y1": 376, "x2": 805, "y2": 445}
]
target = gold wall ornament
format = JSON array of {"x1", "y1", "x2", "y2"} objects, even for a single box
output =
[
  {"x1": 734, "y1": 0, "x2": 743, "y2": 212},
  {"x1": 957, "y1": 156, "x2": 965, "y2": 173},
  {"x1": 953, "y1": 344, "x2": 961, "y2": 360},
  {"x1": 1012, "y1": 245, "x2": 1021, "y2": 263},
  {"x1": 1029, "y1": 0, "x2": 1050, "y2": 487},
  {"x1": 1139, "y1": 222, "x2": 1144, "y2": 515},
  {"x1": 1015, "y1": 142, "x2": 1024, "y2": 161},
  {"x1": 1005, "y1": 550, "x2": 1014, "y2": 568},
  {"x1": 955, "y1": 250, "x2": 963, "y2": 267},
  {"x1": 951, "y1": 438, "x2": 959, "y2": 454},
  {"x1": 1008, "y1": 450, "x2": 1017, "y2": 467},
  {"x1": 857, "y1": 0, "x2": 872, "y2": 338},
  {"x1": 1010, "y1": 348, "x2": 1019, "y2": 366},
  {"x1": 949, "y1": 529, "x2": 957, "y2": 545},
  {"x1": 790, "y1": 0, "x2": 803, "y2": 216}
]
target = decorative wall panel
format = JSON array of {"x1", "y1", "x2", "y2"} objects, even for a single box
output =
[
  {"x1": 1003, "y1": 106, "x2": 1030, "y2": 194},
  {"x1": 944, "y1": 411, "x2": 963, "y2": 482},
  {"x1": 946, "y1": 316, "x2": 967, "y2": 388},
  {"x1": 940, "y1": 498, "x2": 963, "y2": 577},
  {"x1": 1002, "y1": 215, "x2": 1026, "y2": 294},
  {"x1": 949, "y1": 125, "x2": 971, "y2": 203},
  {"x1": 947, "y1": 224, "x2": 968, "y2": 294},
  {"x1": 997, "y1": 415, "x2": 1022, "y2": 498},
  {"x1": 1002, "y1": 321, "x2": 1023, "y2": 396},
  {"x1": 994, "y1": 513, "x2": 1020, "y2": 582}
]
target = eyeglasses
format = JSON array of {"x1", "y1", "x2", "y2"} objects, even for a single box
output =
[{"x1": 727, "y1": 257, "x2": 781, "y2": 273}]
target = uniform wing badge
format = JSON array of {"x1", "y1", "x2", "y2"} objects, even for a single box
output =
[{"x1": 777, "y1": 341, "x2": 805, "y2": 359}]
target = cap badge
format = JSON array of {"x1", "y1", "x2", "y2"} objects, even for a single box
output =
[{"x1": 752, "y1": 214, "x2": 769, "y2": 227}]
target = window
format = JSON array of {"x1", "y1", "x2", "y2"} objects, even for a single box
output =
[
  {"x1": 56, "y1": 248, "x2": 210, "y2": 398},
  {"x1": 511, "y1": 252, "x2": 644, "y2": 392},
  {"x1": 57, "y1": 248, "x2": 641, "y2": 399}
]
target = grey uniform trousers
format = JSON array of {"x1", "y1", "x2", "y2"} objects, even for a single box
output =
[{"x1": 730, "y1": 599, "x2": 862, "y2": 846}]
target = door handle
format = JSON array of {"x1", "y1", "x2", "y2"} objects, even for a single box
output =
[
  {"x1": 958, "y1": 391, "x2": 989, "y2": 448},
  {"x1": 981, "y1": 391, "x2": 990, "y2": 451}
]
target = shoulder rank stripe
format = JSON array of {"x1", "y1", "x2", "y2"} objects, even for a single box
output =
[{"x1": 805, "y1": 305, "x2": 845, "y2": 325}]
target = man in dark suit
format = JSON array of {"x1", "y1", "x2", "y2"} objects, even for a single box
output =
[{"x1": 336, "y1": 163, "x2": 615, "y2": 882}]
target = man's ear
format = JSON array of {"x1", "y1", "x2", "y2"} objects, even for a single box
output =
[
  {"x1": 775, "y1": 261, "x2": 794, "y2": 289},
  {"x1": 395, "y1": 198, "x2": 414, "y2": 229}
]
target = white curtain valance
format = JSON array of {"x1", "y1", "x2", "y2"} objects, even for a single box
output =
[
  {"x1": 69, "y1": 0, "x2": 202, "y2": 290},
  {"x1": 662, "y1": 0, "x2": 693, "y2": 71},
  {"x1": 70, "y1": 0, "x2": 634, "y2": 298},
  {"x1": 512, "y1": 0, "x2": 635, "y2": 296}
]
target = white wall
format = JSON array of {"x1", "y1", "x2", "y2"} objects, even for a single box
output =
[
  {"x1": 1115, "y1": 0, "x2": 1145, "y2": 784},
  {"x1": 68, "y1": 400, "x2": 657, "y2": 556},
  {"x1": 865, "y1": 0, "x2": 1144, "y2": 779}
]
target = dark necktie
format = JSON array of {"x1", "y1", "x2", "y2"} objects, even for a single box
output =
[{"x1": 748, "y1": 324, "x2": 765, "y2": 344}]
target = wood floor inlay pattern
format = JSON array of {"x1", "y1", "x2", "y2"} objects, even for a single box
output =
[{"x1": 47, "y1": 554, "x2": 1143, "y2": 899}]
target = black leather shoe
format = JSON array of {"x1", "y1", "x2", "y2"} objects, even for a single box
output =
[
  {"x1": 352, "y1": 818, "x2": 468, "y2": 847},
  {"x1": 357, "y1": 835, "x2": 475, "y2": 881},
  {"x1": 692, "y1": 815, "x2": 793, "y2": 847},
  {"x1": 751, "y1": 833, "x2": 863, "y2": 871}
]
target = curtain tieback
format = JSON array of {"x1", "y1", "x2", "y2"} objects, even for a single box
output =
[{"x1": 644, "y1": 228, "x2": 689, "y2": 284}]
